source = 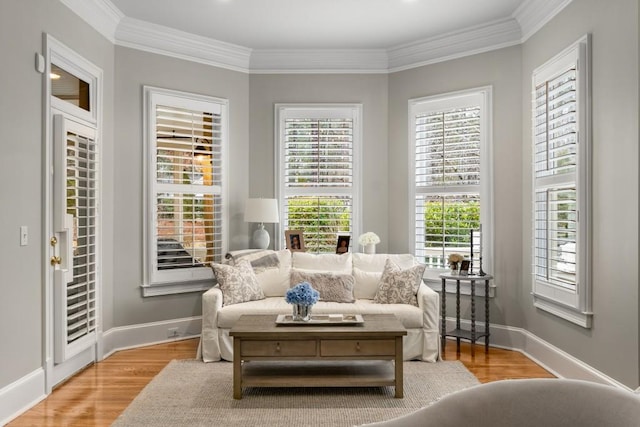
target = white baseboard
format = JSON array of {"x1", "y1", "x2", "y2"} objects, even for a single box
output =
[
  {"x1": 446, "y1": 318, "x2": 633, "y2": 391},
  {"x1": 101, "y1": 316, "x2": 202, "y2": 359},
  {"x1": 0, "y1": 368, "x2": 46, "y2": 426}
]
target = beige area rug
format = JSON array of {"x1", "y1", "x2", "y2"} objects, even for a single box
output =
[{"x1": 113, "y1": 360, "x2": 479, "y2": 427}]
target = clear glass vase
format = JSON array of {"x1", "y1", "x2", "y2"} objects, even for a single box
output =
[{"x1": 292, "y1": 304, "x2": 312, "y2": 322}]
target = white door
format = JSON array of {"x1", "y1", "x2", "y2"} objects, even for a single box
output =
[{"x1": 49, "y1": 114, "x2": 99, "y2": 385}]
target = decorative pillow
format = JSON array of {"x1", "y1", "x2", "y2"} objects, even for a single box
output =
[
  {"x1": 373, "y1": 259, "x2": 426, "y2": 306},
  {"x1": 290, "y1": 269, "x2": 355, "y2": 303},
  {"x1": 211, "y1": 259, "x2": 265, "y2": 306}
]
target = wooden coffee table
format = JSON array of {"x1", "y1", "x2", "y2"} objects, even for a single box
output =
[{"x1": 229, "y1": 313, "x2": 407, "y2": 399}]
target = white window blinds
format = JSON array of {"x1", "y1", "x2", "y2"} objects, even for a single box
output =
[
  {"x1": 531, "y1": 35, "x2": 591, "y2": 327},
  {"x1": 145, "y1": 87, "x2": 227, "y2": 291},
  {"x1": 410, "y1": 89, "x2": 491, "y2": 271},
  {"x1": 277, "y1": 106, "x2": 361, "y2": 253}
]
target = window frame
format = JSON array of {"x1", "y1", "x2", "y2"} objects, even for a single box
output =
[
  {"x1": 142, "y1": 86, "x2": 229, "y2": 296},
  {"x1": 409, "y1": 87, "x2": 494, "y2": 284},
  {"x1": 274, "y1": 104, "x2": 362, "y2": 253},
  {"x1": 531, "y1": 35, "x2": 592, "y2": 328}
]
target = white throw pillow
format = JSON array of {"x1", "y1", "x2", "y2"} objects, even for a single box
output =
[
  {"x1": 211, "y1": 259, "x2": 265, "y2": 306},
  {"x1": 292, "y1": 252, "x2": 352, "y2": 274},
  {"x1": 255, "y1": 249, "x2": 292, "y2": 297},
  {"x1": 353, "y1": 268, "x2": 382, "y2": 300},
  {"x1": 373, "y1": 259, "x2": 426, "y2": 306}
]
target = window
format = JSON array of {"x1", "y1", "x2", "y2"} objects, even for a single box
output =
[
  {"x1": 276, "y1": 104, "x2": 362, "y2": 253},
  {"x1": 410, "y1": 87, "x2": 493, "y2": 275},
  {"x1": 531, "y1": 35, "x2": 591, "y2": 327},
  {"x1": 143, "y1": 87, "x2": 228, "y2": 296}
]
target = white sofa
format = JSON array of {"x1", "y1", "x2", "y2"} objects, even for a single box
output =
[{"x1": 198, "y1": 250, "x2": 440, "y2": 362}]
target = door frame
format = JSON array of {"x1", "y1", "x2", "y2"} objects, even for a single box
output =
[{"x1": 42, "y1": 34, "x2": 104, "y2": 393}]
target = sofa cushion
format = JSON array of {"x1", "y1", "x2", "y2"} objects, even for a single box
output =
[
  {"x1": 353, "y1": 253, "x2": 416, "y2": 272},
  {"x1": 374, "y1": 259, "x2": 426, "y2": 306},
  {"x1": 290, "y1": 269, "x2": 355, "y2": 303},
  {"x1": 216, "y1": 297, "x2": 423, "y2": 329},
  {"x1": 353, "y1": 268, "x2": 382, "y2": 299},
  {"x1": 292, "y1": 252, "x2": 352, "y2": 273},
  {"x1": 211, "y1": 259, "x2": 265, "y2": 306},
  {"x1": 254, "y1": 249, "x2": 291, "y2": 297}
]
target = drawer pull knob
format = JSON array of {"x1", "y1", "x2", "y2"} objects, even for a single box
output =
[
  {"x1": 275, "y1": 342, "x2": 281, "y2": 352},
  {"x1": 356, "y1": 342, "x2": 361, "y2": 351}
]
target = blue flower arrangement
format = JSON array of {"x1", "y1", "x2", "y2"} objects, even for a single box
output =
[{"x1": 285, "y1": 282, "x2": 319, "y2": 306}]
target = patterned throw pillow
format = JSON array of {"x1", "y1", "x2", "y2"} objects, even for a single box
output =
[
  {"x1": 211, "y1": 259, "x2": 265, "y2": 306},
  {"x1": 373, "y1": 259, "x2": 426, "y2": 306},
  {"x1": 290, "y1": 269, "x2": 356, "y2": 303}
]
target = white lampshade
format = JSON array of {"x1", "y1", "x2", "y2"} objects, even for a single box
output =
[
  {"x1": 244, "y1": 198, "x2": 280, "y2": 249},
  {"x1": 244, "y1": 198, "x2": 280, "y2": 224}
]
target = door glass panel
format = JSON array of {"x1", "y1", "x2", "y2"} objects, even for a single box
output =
[{"x1": 51, "y1": 64, "x2": 90, "y2": 112}]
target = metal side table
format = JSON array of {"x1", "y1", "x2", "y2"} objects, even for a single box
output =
[{"x1": 440, "y1": 273, "x2": 493, "y2": 356}]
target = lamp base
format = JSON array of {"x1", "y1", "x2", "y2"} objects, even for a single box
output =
[{"x1": 252, "y1": 224, "x2": 270, "y2": 249}]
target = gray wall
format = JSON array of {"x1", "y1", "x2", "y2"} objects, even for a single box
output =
[
  {"x1": 520, "y1": 0, "x2": 639, "y2": 388},
  {"x1": 388, "y1": 46, "x2": 524, "y2": 328},
  {"x1": 248, "y1": 74, "x2": 389, "y2": 251},
  {"x1": 112, "y1": 47, "x2": 250, "y2": 326},
  {"x1": 0, "y1": 0, "x2": 115, "y2": 388}
]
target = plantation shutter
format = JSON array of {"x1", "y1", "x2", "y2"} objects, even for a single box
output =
[
  {"x1": 284, "y1": 118, "x2": 353, "y2": 252},
  {"x1": 414, "y1": 106, "x2": 481, "y2": 267},
  {"x1": 53, "y1": 116, "x2": 98, "y2": 363},
  {"x1": 146, "y1": 88, "x2": 227, "y2": 288},
  {"x1": 533, "y1": 63, "x2": 578, "y2": 290}
]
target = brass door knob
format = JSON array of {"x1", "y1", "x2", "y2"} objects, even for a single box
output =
[{"x1": 50, "y1": 256, "x2": 61, "y2": 266}]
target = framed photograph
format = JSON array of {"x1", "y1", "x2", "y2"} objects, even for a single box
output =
[
  {"x1": 285, "y1": 230, "x2": 305, "y2": 252},
  {"x1": 335, "y1": 235, "x2": 351, "y2": 254},
  {"x1": 459, "y1": 259, "x2": 471, "y2": 276}
]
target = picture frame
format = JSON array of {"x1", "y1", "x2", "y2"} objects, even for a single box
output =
[
  {"x1": 285, "y1": 230, "x2": 305, "y2": 252},
  {"x1": 335, "y1": 234, "x2": 350, "y2": 254},
  {"x1": 459, "y1": 259, "x2": 471, "y2": 276}
]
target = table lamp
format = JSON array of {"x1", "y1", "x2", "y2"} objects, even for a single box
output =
[{"x1": 244, "y1": 198, "x2": 279, "y2": 249}]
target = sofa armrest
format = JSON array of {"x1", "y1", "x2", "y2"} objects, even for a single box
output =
[
  {"x1": 417, "y1": 282, "x2": 441, "y2": 361},
  {"x1": 199, "y1": 286, "x2": 223, "y2": 361}
]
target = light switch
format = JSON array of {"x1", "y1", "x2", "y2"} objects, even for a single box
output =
[{"x1": 20, "y1": 226, "x2": 28, "y2": 246}]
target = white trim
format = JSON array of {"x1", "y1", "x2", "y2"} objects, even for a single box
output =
[
  {"x1": 513, "y1": 0, "x2": 574, "y2": 42},
  {"x1": 408, "y1": 86, "x2": 494, "y2": 274},
  {"x1": 274, "y1": 104, "x2": 363, "y2": 251},
  {"x1": 445, "y1": 319, "x2": 634, "y2": 391},
  {"x1": 62, "y1": 0, "x2": 571, "y2": 74},
  {"x1": 59, "y1": 0, "x2": 123, "y2": 43},
  {"x1": 388, "y1": 18, "x2": 521, "y2": 73},
  {"x1": 116, "y1": 17, "x2": 252, "y2": 73},
  {"x1": 142, "y1": 86, "x2": 228, "y2": 292},
  {"x1": 43, "y1": 34, "x2": 103, "y2": 393},
  {"x1": 0, "y1": 369, "x2": 46, "y2": 427},
  {"x1": 100, "y1": 317, "x2": 202, "y2": 359}
]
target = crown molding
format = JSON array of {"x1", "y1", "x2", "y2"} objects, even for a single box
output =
[
  {"x1": 388, "y1": 17, "x2": 521, "y2": 73},
  {"x1": 513, "y1": 0, "x2": 573, "y2": 42},
  {"x1": 60, "y1": 0, "x2": 573, "y2": 74},
  {"x1": 249, "y1": 49, "x2": 389, "y2": 74},
  {"x1": 115, "y1": 17, "x2": 252, "y2": 73},
  {"x1": 59, "y1": 0, "x2": 123, "y2": 43}
]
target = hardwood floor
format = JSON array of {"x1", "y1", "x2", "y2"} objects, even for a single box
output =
[{"x1": 9, "y1": 338, "x2": 553, "y2": 426}]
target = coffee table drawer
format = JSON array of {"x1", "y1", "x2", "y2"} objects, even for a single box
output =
[
  {"x1": 241, "y1": 340, "x2": 317, "y2": 357},
  {"x1": 320, "y1": 339, "x2": 396, "y2": 356}
]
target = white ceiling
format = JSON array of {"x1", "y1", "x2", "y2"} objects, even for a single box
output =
[{"x1": 109, "y1": 0, "x2": 527, "y2": 50}]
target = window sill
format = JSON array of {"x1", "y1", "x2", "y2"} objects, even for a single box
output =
[
  {"x1": 141, "y1": 280, "x2": 213, "y2": 297},
  {"x1": 533, "y1": 294, "x2": 593, "y2": 328}
]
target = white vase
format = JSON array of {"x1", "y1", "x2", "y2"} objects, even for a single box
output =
[{"x1": 364, "y1": 243, "x2": 376, "y2": 254}]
